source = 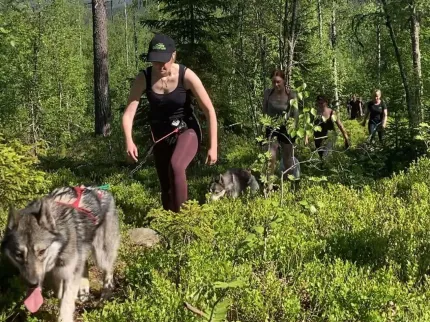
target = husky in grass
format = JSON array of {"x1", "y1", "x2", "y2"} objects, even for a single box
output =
[{"x1": 208, "y1": 168, "x2": 260, "y2": 201}]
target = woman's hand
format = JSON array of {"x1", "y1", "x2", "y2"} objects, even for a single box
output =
[
  {"x1": 126, "y1": 140, "x2": 138, "y2": 162},
  {"x1": 206, "y1": 146, "x2": 218, "y2": 165}
]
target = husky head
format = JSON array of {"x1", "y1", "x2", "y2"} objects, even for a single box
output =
[
  {"x1": 208, "y1": 174, "x2": 227, "y2": 201},
  {"x1": 1, "y1": 198, "x2": 63, "y2": 288}
]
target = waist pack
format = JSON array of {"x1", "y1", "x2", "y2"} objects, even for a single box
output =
[{"x1": 150, "y1": 114, "x2": 202, "y2": 146}]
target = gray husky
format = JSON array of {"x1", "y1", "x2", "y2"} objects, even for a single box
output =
[
  {"x1": 1, "y1": 185, "x2": 120, "y2": 322},
  {"x1": 209, "y1": 168, "x2": 260, "y2": 201}
]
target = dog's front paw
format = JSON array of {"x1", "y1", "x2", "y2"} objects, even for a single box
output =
[
  {"x1": 100, "y1": 277, "x2": 114, "y2": 301},
  {"x1": 77, "y1": 277, "x2": 90, "y2": 302},
  {"x1": 100, "y1": 287, "x2": 113, "y2": 301}
]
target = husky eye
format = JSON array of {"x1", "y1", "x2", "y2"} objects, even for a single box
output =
[
  {"x1": 37, "y1": 249, "x2": 46, "y2": 256},
  {"x1": 15, "y1": 252, "x2": 23, "y2": 260}
]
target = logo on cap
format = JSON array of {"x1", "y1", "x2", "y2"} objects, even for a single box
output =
[{"x1": 153, "y1": 43, "x2": 166, "y2": 50}]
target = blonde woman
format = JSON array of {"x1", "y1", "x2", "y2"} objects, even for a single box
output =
[{"x1": 361, "y1": 89, "x2": 387, "y2": 143}]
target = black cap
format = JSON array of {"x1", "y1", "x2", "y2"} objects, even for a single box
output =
[{"x1": 146, "y1": 34, "x2": 176, "y2": 63}]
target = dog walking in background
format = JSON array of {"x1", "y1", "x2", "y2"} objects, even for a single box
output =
[
  {"x1": 1, "y1": 186, "x2": 120, "y2": 322},
  {"x1": 208, "y1": 168, "x2": 260, "y2": 201}
]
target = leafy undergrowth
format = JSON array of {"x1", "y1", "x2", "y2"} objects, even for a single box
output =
[{"x1": 2, "y1": 128, "x2": 430, "y2": 321}]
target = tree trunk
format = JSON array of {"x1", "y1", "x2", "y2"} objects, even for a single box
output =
[
  {"x1": 409, "y1": 0, "x2": 423, "y2": 122},
  {"x1": 285, "y1": 0, "x2": 298, "y2": 87},
  {"x1": 92, "y1": 0, "x2": 111, "y2": 136},
  {"x1": 133, "y1": 0, "x2": 139, "y2": 70},
  {"x1": 318, "y1": 0, "x2": 323, "y2": 45},
  {"x1": 124, "y1": 0, "x2": 129, "y2": 69},
  {"x1": 280, "y1": 0, "x2": 289, "y2": 70},
  {"x1": 331, "y1": 1, "x2": 339, "y2": 110},
  {"x1": 377, "y1": 3, "x2": 381, "y2": 87},
  {"x1": 380, "y1": 0, "x2": 415, "y2": 127},
  {"x1": 28, "y1": 6, "x2": 42, "y2": 151}
]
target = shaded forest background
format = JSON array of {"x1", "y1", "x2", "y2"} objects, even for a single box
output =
[{"x1": 2, "y1": 0, "x2": 429, "y2": 153}]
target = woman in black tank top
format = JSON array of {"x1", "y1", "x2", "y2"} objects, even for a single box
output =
[
  {"x1": 122, "y1": 34, "x2": 218, "y2": 213},
  {"x1": 305, "y1": 94, "x2": 350, "y2": 159}
]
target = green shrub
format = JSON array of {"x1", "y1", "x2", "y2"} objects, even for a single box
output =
[{"x1": 0, "y1": 134, "x2": 50, "y2": 208}]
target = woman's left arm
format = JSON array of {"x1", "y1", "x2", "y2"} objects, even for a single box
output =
[
  {"x1": 184, "y1": 67, "x2": 218, "y2": 164},
  {"x1": 382, "y1": 103, "x2": 388, "y2": 128}
]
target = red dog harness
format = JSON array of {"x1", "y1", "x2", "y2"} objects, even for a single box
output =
[{"x1": 56, "y1": 186, "x2": 103, "y2": 225}]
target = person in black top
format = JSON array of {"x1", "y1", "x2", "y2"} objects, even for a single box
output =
[
  {"x1": 122, "y1": 34, "x2": 218, "y2": 212},
  {"x1": 361, "y1": 89, "x2": 387, "y2": 143},
  {"x1": 348, "y1": 94, "x2": 363, "y2": 120},
  {"x1": 306, "y1": 94, "x2": 350, "y2": 159}
]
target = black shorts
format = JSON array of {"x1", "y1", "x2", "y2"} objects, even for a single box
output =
[{"x1": 265, "y1": 125, "x2": 295, "y2": 145}]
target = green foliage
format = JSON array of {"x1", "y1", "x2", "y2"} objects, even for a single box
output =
[
  {"x1": 0, "y1": 134, "x2": 50, "y2": 208},
  {"x1": 415, "y1": 122, "x2": 430, "y2": 153}
]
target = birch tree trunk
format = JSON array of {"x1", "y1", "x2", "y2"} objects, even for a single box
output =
[
  {"x1": 285, "y1": 0, "x2": 298, "y2": 87},
  {"x1": 409, "y1": 0, "x2": 423, "y2": 122},
  {"x1": 331, "y1": 1, "x2": 339, "y2": 110}
]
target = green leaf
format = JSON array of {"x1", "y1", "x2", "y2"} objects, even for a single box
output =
[
  {"x1": 253, "y1": 226, "x2": 264, "y2": 235},
  {"x1": 311, "y1": 108, "x2": 317, "y2": 116},
  {"x1": 299, "y1": 200, "x2": 309, "y2": 206},
  {"x1": 210, "y1": 297, "x2": 232, "y2": 322},
  {"x1": 290, "y1": 129, "x2": 297, "y2": 138},
  {"x1": 214, "y1": 278, "x2": 246, "y2": 289},
  {"x1": 309, "y1": 205, "x2": 317, "y2": 214},
  {"x1": 297, "y1": 128, "x2": 305, "y2": 138}
]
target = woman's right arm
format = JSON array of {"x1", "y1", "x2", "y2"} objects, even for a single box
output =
[{"x1": 122, "y1": 72, "x2": 146, "y2": 161}]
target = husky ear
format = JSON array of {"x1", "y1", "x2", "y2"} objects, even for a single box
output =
[
  {"x1": 218, "y1": 174, "x2": 224, "y2": 185},
  {"x1": 6, "y1": 206, "x2": 20, "y2": 231},
  {"x1": 34, "y1": 199, "x2": 57, "y2": 232}
]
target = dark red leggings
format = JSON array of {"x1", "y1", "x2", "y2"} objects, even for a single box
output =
[{"x1": 152, "y1": 129, "x2": 199, "y2": 212}]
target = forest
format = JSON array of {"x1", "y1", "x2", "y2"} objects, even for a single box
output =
[{"x1": 2, "y1": 0, "x2": 430, "y2": 321}]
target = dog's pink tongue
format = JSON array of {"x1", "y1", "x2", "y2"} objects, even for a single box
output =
[{"x1": 24, "y1": 287, "x2": 43, "y2": 313}]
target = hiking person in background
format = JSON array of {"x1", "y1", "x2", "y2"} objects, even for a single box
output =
[
  {"x1": 349, "y1": 94, "x2": 363, "y2": 120},
  {"x1": 122, "y1": 33, "x2": 218, "y2": 213},
  {"x1": 306, "y1": 94, "x2": 350, "y2": 159},
  {"x1": 361, "y1": 89, "x2": 387, "y2": 144},
  {"x1": 262, "y1": 69, "x2": 299, "y2": 186}
]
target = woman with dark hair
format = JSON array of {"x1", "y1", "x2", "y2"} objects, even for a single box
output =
[
  {"x1": 349, "y1": 94, "x2": 363, "y2": 120},
  {"x1": 122, "y1": 34, "x2": 218, "y2": 213},
  {"x1": 261, "y1": 69, "x2": 299, "y2": 183},
  {"x1": 306, "y1": 94, "x2": 350, "y2": 159}
]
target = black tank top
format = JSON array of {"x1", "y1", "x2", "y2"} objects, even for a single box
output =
[
  {"x1": 143, "y1": 64, "x2": 202, "y2": 144},
  {"x1": 144, "y1": 64, "x2": 193, "y2": 123},
  {"x1": 313, "y1": 110, "x2": 335, "y2": 138}
]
